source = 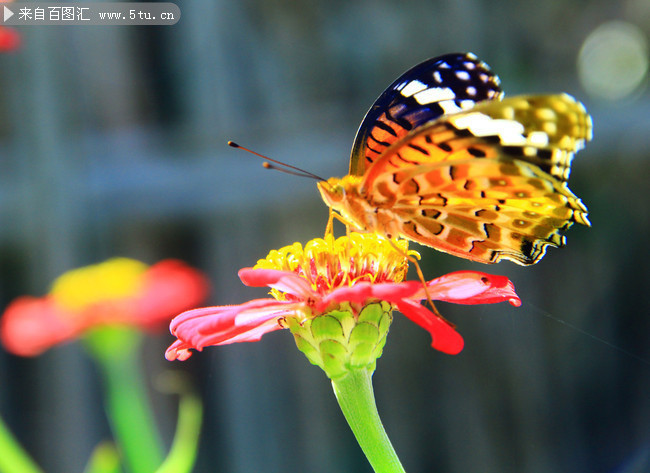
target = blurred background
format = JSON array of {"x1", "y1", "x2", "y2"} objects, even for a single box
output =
[{"x1": 1, "y1": 0, "x2": 650, "y2": 472}]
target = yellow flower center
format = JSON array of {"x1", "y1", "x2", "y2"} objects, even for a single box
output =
[
  {"x1": 254, "y1": 233, "x2": 418, "y2": 300},
  {"x1": 49, "y1": 258, "x2": 148, "y2": 313}
]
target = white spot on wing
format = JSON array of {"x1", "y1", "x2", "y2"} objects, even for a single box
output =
[
  {"x1": 459, "y1": 99, "x2": 476, "y2": 109},
  {"x1": 439, "y1": 100, "x2": 463, "y2": 114},
  {"x1": 413, "y1": 87, "x2": 456, "y2": 104},
  {"x1": 528, "y1": 131, "x2": 549, "y2": 146},
  {"x1": 400, "y1": 80, "x2": 428, "y2": 97},
  {"x1": 450, "y1": 113, "x2": 526, "y2": 144}
]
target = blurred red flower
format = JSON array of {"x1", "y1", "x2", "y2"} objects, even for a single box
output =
[
  {"x1": 0, "y1": 0, "x2": 20, "y2": 52},
  {"x1": 1, "y1": 258, "x2": 210, "y2": 356}
]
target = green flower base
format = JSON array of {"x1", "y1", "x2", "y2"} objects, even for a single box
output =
[{"x1": 287, "y1": 301, "x2": 393, "y2": 380}]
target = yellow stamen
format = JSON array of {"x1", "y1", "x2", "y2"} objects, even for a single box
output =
[{"x1": 254, "y1": 233, "x2": 419, "y2": 300}]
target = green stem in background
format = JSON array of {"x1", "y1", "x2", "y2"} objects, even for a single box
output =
[
  {"x1": 84, "y1": 327, "x2": 164, "y2": 473},
  {"x1": 83, "y1": 442, "x2": 123, "y2": 473},
  {"x1": 0, "y1": 416, "x2": 44, "y2": 473},
  {"x1": 154, "y1": 383, "x2": 203, "y2": 473},
  {"x1": 331, "y1": 369, "x2": 406, "y2": 473}
]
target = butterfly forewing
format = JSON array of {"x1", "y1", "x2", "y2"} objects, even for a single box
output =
[
  {"x1": 349, "y1": 52, "x2": 503, "y2": 176},
  {"x1": 362, "y1": 94, "x2": 591, "y2": 265}
]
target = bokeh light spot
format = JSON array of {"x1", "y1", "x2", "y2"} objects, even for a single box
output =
[{"x1": 578, "y1": 21, "x2": 648, "y2": 100}]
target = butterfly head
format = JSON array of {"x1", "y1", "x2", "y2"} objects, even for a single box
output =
[
  {"x1": 317, "y1": 177, "x2": 346, "y2": 206},
  {"x1": 317, "y1": 175, "x2": 371, "y2": 229}
]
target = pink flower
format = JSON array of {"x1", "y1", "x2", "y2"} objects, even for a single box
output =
[
  {"x1": 1, "y1": 258, "x2": 210, "y2": 356},
  {"x1": 166, "y1": 234, "x2": 520, "y2": 361}
]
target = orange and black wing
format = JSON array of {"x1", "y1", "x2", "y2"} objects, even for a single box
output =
[{"x1": 363, "y1": 94, "x2": 592, "y2": 265}]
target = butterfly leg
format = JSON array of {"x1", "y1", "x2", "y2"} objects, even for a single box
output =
[
  {"x1": 325, "y1": 209, "x2": 358, "y2": 237},
  {"x1": 388, "y1": 239, "x2": 456, "y2": 328},
  {"x1": 325, "y1": 208, "x2": 335, "y2": 237},
  {"x1": 324, "y1": 209, "x2": 357, "y2": 257}
]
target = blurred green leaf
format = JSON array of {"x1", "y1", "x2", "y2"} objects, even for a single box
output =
[
  {"x1": 0, "y1": 416, "x2": 43, "y2": 473},
  {"x1": 83, "y1": 442, "x2": 123, "y2": 473}
]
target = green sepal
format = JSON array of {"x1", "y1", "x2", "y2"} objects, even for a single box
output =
[{"x1": 287, "y1": 301, "x2": 393, "y2": 379}]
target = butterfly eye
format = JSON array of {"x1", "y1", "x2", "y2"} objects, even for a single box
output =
[{"x1": 317, "y1": 179, "x2": 345, "y2": 205}]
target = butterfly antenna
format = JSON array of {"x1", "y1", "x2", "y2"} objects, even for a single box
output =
[
  {"x1": 262, "y1": 162, "x2": 322, "y2": 178},
  {"x1": 228, "y1": 141, "x2": 326, "y2": 181}
]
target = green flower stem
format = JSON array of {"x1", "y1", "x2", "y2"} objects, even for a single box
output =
[
  {"x1": 331, "y1": 369, "x2": 406, "y2": 473},
  {"x1": 84, "y1": 328, "x2": 164, "y2": 473},
  {"x1": 0, "y1": 416, "x2": 43, "y2": 473},
  {"x1": 154, "y1": 390, "x2": 203, "y2": 473}
]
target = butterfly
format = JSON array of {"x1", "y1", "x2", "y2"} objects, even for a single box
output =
[{"x1": 317, "y1": 52, "x2": 592, "y2": 265}]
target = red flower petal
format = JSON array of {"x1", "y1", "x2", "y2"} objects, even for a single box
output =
[
  {"x1": 166, "y1": 298, "x2": 291, "y2": 360},
  {"x1": 317, "y1": 281, "x2": 422, "y2": 310},
  {"x1": 395, "y1": 299, "x2": 464, "y2": 355},
  {"x1": 219, "y1": 317, "x2": 285, "y2": 344},
  {"x1": 165, "y1": 339, "x2": 195, "y2": 361},
  {"x1": 238, "y1": 268, "x2": 313, "y2": 298},
  {"x1": 423, "y1": 271, "x2": 521, "y2": 307}
]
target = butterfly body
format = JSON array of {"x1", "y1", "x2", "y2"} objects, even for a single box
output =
[{"x1": 318, "y1": 53, "x2": 592, "y2": 265}]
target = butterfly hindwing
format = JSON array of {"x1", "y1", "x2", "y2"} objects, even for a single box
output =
[
  {"x1": 390, "y1": 158, "x2": 587, "y2": 264},
  {"x1": 363, "y1": 94, "x2": 591, "y2": 264},
  {"x1": 349, "y1": 52, "x2": 503, "y2": 176}
]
